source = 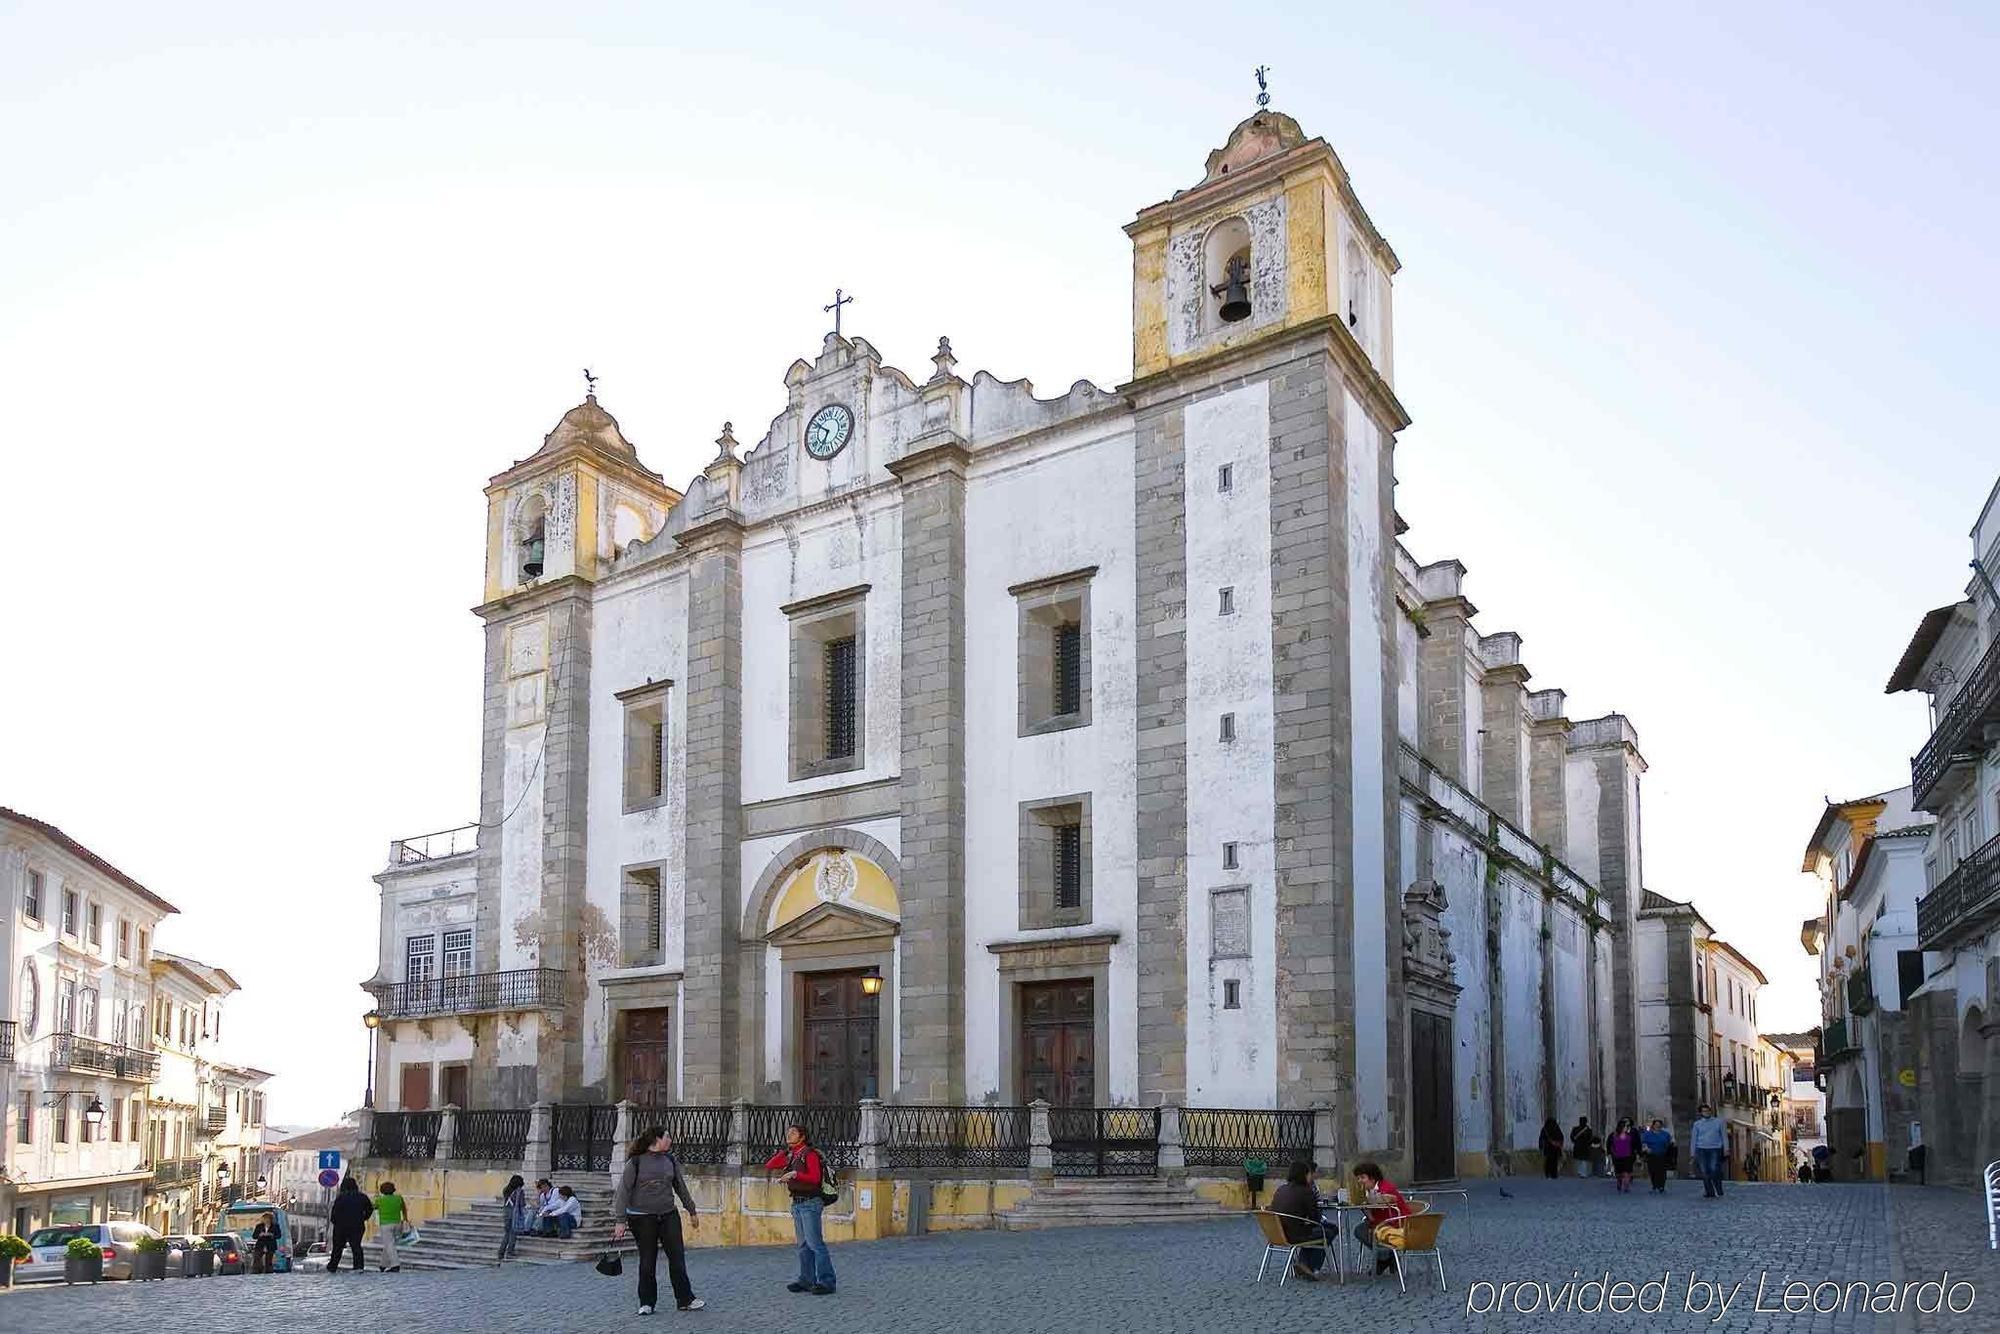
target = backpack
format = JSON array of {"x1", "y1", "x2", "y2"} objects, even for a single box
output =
[{"x1": 818, "y1": 1154, "x2": 839, "y2": 1207}]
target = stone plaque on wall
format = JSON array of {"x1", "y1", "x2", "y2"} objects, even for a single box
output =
[{"x1": 1210, "y1": 886, "x2": 1250, "y2": 960}]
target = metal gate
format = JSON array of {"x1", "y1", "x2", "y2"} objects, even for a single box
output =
[
  {"x1": 550, "y1": 1104, "x2": 617, "y2": 1173},
  {"x1": 1051, "y1": 1107, "x2": 1159, "y2": 1177}
]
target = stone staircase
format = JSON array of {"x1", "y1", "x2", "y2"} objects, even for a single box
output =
[
  {"x1": 997, "y1": 1177, "x2": 1241, "y2": 1230},
  {"x1": 397, "y1": 1182, "x2": 633, "y2": 1272}
]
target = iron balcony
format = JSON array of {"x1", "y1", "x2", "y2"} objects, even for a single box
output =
[
  {"x1": 51, "y1": 1031, "x2": 159, "y2": 1082},
  {"x1": 1917, "y1": 832, "x2": 2000, "y2": 951},
  {"x1": 1912, "y1": 635, "x2": 2000, "y2": 810},
  {"x1": 374, "y1": 968, "x2": 565, "y2": 1020}
]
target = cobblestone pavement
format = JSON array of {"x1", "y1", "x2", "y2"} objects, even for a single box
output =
[{"x1": 1, "y1": 1180, "x2": 1993, "y2": 1333}]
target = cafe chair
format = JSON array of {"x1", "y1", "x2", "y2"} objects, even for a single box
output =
[
  {"x1": 1375, "y1": 1208, "x2": 1447, "y2": 1293},
  {"x1": 1252, "y1": 1210, "x2": 1328, "y2": 1285}
]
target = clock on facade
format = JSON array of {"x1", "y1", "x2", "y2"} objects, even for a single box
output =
[{"x1": 804, "y1": 403, "x2": 854, "y2": 460}]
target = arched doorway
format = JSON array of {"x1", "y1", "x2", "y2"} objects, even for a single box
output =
[{"x1": 1955, "y1": 1004, "x2": 1986, "y2": 1176}]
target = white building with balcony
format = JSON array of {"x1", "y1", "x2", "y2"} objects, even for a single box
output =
[
  {"x1": 0, "y1": 808, "x2": 174, "y2": 1234},
  {"x1": 144, "y1": 951, "x2": 247, "y2": 1233}
]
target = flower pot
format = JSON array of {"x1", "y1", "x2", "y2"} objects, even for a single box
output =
[
  {"x1": 65, "y1": 1252, "x2": 104, "y2": 1285},
  {"x1": 188, "y1": 1249, "x2": 215, "y2": 1277},
  {"x1": 0, "y1": 1256, "x2": 14, "y2": 1288},
  {"x1": 133, "y1": 1250, "x2": 168, "y2": 1281}
]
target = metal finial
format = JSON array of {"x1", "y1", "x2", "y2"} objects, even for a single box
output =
[
  {"x1": 1254, "y1": 65, "x2": 1270, "y2": 110},
  {"x1": 583, "y1": 367, "x2": 599, "y2": 400},
  {"x1": 824, "y1": 287, "x2": 855, "y2": 337}
]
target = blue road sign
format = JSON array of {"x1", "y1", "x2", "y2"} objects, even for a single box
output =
[
  {"x1": 318, "y1": 1150, "x2": 342, "y2": 1170},
  {"x1": 317, "y1": 1168, "x2": 341, "y2": 1189}
]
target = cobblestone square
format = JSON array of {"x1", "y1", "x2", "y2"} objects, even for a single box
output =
[{"x1": 2, "y1": 1181, "x2": 1994, "y2": 1334}]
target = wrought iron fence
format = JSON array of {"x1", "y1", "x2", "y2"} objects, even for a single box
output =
[
  {"x1": 881, "y1": 1105, "x2": 1032, "y2": 1172},
  {"x1": 1912, "y1": 635, "x2": 2000, "y2": 804},
  {"x1": 453, "y1": 1108, "x2": 532, "y2": 1161},
  {"x1": 1051, "y1": 1106, "x2": 1158, "y2": 1177},
  {"x1": 551, "y1": 1104, "x2": 618, "y2": 1173},
  {"x1": 369, "y1": 1110, "x2": 442, "y2": 1160},
  {"x1": 632, "y1": 1105, "x2": 735, "y2": 1167},
  {"x1": 744, "y1": 1104, "x2": 861, "y2": 1170},
  {"x1": 1917, "y1": 833, "x2": 2000, "y2": 950},
  {"x1": 1180, "y1": 1108, "x2": 1315, "y2": 1169}
]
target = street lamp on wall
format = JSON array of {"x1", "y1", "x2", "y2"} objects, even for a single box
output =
[
  {"x1": 859, "y1": 969, "x2": 883, "y2": 998},
  {"x1": 83, "y1": 1097, "x2": 106, "y2": 1135},
  {"x1": 362, "y1": 1010, "x2": 383, "y2": 1109}
]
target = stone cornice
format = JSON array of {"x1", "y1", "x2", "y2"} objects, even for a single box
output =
[
  {"x1": 612, "y1": 678, "x2": 674, "y2": 703},
  {"x1": 1119, "y1": 316, "x2": 1411, "y2": 436},
  {"x1": 1007, "y1": 566, "x2": 1100, "y2": 599},
  {"x1": 673, "y1": 511, "x2": 746, "y2": 555},
  {"x1": 885, "y1": 436, "x2": 972, "y2": 483},
  {"x1": 779, "y1": 583, "x2": 871, "y2": 618},
  {"x1": 471, "y1": 572, "x2": 592, "y2": 622}
]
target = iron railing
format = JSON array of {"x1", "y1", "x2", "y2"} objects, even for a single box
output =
[
  {"x1": 150, "y1": 1157, "x2": 201, "y2": 1187},
  {"x1": 744, "y1": 1104, "x2": 861, "y2": 1170},
  {"x1": 203, "y1": 1106, "x2": 228, "y2": 1135},
  {"x1": 633, "y1": 1105, "x2": 735, "y2": 1167},
  {"x1": 1912, "y1": 635, "x2": 2000, "y2": 807},
  {"x1": 390, "y1": 824, "x2": 479, "y2": 864},
  {"x1": 1051, "y1": 1106, "x2": 1159, "y2": 1178},
  {"x1": 453, "y1": 1108, "x2": 531, "y2": 1162},
  {"x1": 1180, "y1": 1108, "x2": 1316, "y2": 1169},
  {"x1": 374, "y1": 968, "x2": 565, "y2": 1020},
  {"x1": 370, "y1": 1110, "x2": 443, "y2": 1160},
  {"x1": 1917, "y1": 833, "x2": 2000, "y2": 951},
  {"x1": 0, "y1": 1019, "x2": 13, "y2": 1062},
  {"x1": 51, "y1": 1031, "x2": 158, "y2": 1081},
  {"x1": 551, "y1": 1104, "x2": 618, "y2": 1173},
  {"x1": 881, "y1": 1105, "x2": 1032, "y2": 1172}
]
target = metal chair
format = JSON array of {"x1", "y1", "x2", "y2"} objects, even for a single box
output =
[
  {"x1": 1376, "y1": 1208, "x2": 1447, "y2": 1293},
  {"x1": 1253, "y1": 1210, "x2": 1328, "y2": 1285},
  {"x1": 1985, "y1": 1160, "x2": 2000, "y2": 1250}
]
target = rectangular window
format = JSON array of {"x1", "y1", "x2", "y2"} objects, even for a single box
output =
[
  {"x1": 406, "y1": 934, "x2": 437, "y2": 985},
  {"x1": 621, "y1": 866, "x2": 664, "y2": 968},
  {"x1": 1054, "y1": 822, "x2": 1083, "y2": 910},
  {"x1": 1053, "y1": 622, "x2": 1083, "y2": 718},
  {"x1": 1219, "y1": 712, "x2": 1236, "y2": 742},
  {"x1": 1014, "y1": 568, "x2": 1094, "y2": 736},
  {"x1": 442, "y1": 929, "x2": 473, "y2": 977},
  {"x1": 825, "y1": 637, "x2": 858, "y2": 761},
  {"x1": 132, "y1": 1004, "x2": 145, "y2": 1047},
  {"x1": 86, "y1": 902, "x2": 101, "y2": 948},
  {"x1": 1218, "y1": 586, "x2": 1235, "y2": 616},
  {"x1": 116, "y1": 919, "x2": 129, "y2": 962},
  {"x1": 79, "y1": 988, "x2": 97, "y2": 1037},
  {"x1": 1222, "y1": 841, "x2": 1240, "y2": 871},
  {"x1": 1217, "y1": 462, "x2": 1234, "y2": 493},
  {"x1": 619, "y1": 681, "x2": 672, "y2": 811},
  {"x1": 1222, "y1": 978, "x2": 1241, "y2": 1009},
  {"x1": 55, "y1": 1100, "x2": 69, "y2": 1144},
  {"x1": 111, "y1": 1098, "x2": 122, "y2": 1142},
  {"x1": 62, "y1": 889, "x2": 78, "y2": 937},
  {"x1": 24, "y1": 870, "x2": 42, "y2": 922},
  {"x1": 16, "y1": 1101, "x2": 29, "y2": 1144},
  {"x1": 136, "y1": 929, "x2": 147, "y2": 964},
  {"x1": 57, "y1": 977, "x2": 75, "y2": 1033}
]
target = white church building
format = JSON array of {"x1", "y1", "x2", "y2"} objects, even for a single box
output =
[{"x1": 367, "y1": 104, "x2": 1656, "y2": 1180}]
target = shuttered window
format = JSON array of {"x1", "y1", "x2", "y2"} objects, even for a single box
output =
[
  {"x1": 826, "y1": 637, "x2": 858, "y2": 760},
  {"x1": 1053, "y1": 623, "x2": 1082, "y2": 717},
  {"x1": 1054, "y1": 822, "x2": 1083, "y2": 910}
]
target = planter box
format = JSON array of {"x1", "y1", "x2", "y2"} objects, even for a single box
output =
[
  {"x1": 183, "y1": 1249, "x2": 215, "y2": 1277},
  {"x1": 133, "y1": 1250, "x2": 168, "y2": 1281},
  {"x1": 65, "y1": 1253, "x2": 104, "y2": 1285},
  {"x1": 0, "y1": 1256, "x2": 14, "y2": 1288}
]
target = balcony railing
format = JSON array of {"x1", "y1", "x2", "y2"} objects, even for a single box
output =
[
  {"x1": 1822, "y1": 1017, "x2": 1856, "y2": 1065},
  {"x1": 0, "y1": 1019, "x2": 14, "y2": 1062},
  {"x1": 202, "y1": 1106, "x2": 228, "y2": 1136},
  {"x1": 1912, "y1": 635, "x2": 2000, "y2": 808},
  {"x1": 1846, "y1": 964, "x2": 1876, "y2": 1016},
  {"x1": 390, "y1": 824, "x2": 479, "y2": 865},
  {"x1": 150, "y1": 1157, "x2": 201, "y2": 1187},
  {"x1": 51, "y1": 1031, "x2": 159, "y2": 1082},
  {"x1": 374, "y1": 968, "x2": 565, "y2": 1020},
  {"x1": 1917, "y1": 833, "x2": 2000, "y2": 951}
]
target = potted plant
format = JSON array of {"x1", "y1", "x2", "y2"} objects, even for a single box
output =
[
  {"x1": 0, "y1": 1233, "x2": 29, "y2": 1287},
  {"x1": 64, "y1": 1235, "x2": 104, "y2": 1285},
  {"x1": 133, "y1": 1233, "x2": 170, "y2": 1281},
  {"x1": 186, "y1": 1238, "x2": 215, "y2": 1278}
]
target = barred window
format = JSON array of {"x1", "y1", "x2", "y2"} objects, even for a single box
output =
[
  {"x1": 1053, "y1": 622, "x2": 1082, "y2": 717},
  {"x1": 1054, "y1": 822, "x2": 1083, "y2": 910},
  {"x1": 826, "y1": 636, "x2": 858, "y2": 760},
  {"x1": 620, "y1": 681, "x2": 672, "y2": 810}
]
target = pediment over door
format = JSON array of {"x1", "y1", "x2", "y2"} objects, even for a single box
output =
[{"x1": 765, "y1": 900, "x2": 899, "y2": 949}]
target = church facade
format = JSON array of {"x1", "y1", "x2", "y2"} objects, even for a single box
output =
[{"x1": 367, "y1": 107, "x2": 1653, "y2": 1179}]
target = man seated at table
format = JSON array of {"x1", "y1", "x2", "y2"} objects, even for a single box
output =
[
  {"x1": 1350, "y1": 1161, "x2": 1411, "y2": 1276},
  {"x1": 1269, "y1": 1160, "x2": 1328, "y2": 1280}
]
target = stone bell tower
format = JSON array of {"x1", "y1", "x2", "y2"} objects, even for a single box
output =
[
  {"x1": 470, "y1": 390, "x2": 679, "y2": 1104},
  {"x1": 1122, "y1": 104, "x2": 1411, "y2": 1163}
]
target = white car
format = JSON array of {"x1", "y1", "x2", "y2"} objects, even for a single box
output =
[{"x1": 14, "y1": 1222, "x2": 160, "y2": 1283}]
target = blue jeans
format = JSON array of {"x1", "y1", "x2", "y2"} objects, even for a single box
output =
[
  {"x1": 1695, "y1": 1147, "x2": 1726, "y2": 1196},
  {"x1": 791, "y1": 1197, "x2": 835, "y2": 1289}
]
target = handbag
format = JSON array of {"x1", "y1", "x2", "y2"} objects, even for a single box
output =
[{"x1": 595, "y1": 1252, "x2": 624, "y2": 1277}]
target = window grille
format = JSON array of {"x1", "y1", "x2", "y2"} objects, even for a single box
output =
[
  {"x1": 826, "y1": 637, "x2": 858, "y2": 759},
  {"x1": 1054, "y1": 623, "x2": 1082, "y2": 716},
  {"x1": 1054, "y1": 823, "x2": 1083, "y2": 910},
  {"x1": 649, "y1": 719, "x2": 666, "y2": 797}
]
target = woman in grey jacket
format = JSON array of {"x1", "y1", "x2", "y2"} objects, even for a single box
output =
[{"x1": 610, "y1": 1128, "x2": 704, "y2": 1314}]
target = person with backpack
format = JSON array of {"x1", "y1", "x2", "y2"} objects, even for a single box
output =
[
  {"x1": 764, "y1": 1122, "x2": 836, "y2": 1295},
  {"x1": 611, "y1": 1127, "x2": 704, "y2": 1315}
]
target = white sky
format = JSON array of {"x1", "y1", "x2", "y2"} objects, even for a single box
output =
[{"x1": 2, "y1": 2, "x2": 1994, "y2": 1126}]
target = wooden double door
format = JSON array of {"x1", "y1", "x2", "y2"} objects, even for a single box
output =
[
  {"x1": 1410, "y1": 1009, "x2": 1456, "y2": 1182},
  {"x1": 800, "y1": 970, "x2": 880, "y2": 1103},
  {"x1": 620, "y1": 1007, "x2": 673, "y2": 1106},
  {"x1": 1020, "y1": 979, "x2": 1095, "y2": 1107}
]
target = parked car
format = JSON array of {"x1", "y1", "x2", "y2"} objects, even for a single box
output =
[
  {"x1": 15, "y1": 1222, "x2": 160, "y2": 1283},
  {"x1": 204, "y1": 1234, "x2": 246, "y2": 1276},
  {"x1": 294, "y1": 1242, "x2": 330, "y2": 1273}
]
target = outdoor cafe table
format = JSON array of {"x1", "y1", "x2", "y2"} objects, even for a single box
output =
[{"x1": 1313, "y1": 1200, "x2": 1378, "y2": 1285}]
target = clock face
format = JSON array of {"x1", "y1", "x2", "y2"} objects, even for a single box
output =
[{"x1": 804, "y1": 403, "x2": 854, "y2": 460}]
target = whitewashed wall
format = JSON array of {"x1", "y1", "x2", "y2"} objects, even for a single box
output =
[{"x1": 1344, "y1": 392, "x2": 1390, "y2": 1146}]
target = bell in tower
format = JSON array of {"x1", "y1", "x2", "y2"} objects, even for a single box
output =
[{"x1": 1211, "y1": 252, "x2": 1252, "y2": 323}]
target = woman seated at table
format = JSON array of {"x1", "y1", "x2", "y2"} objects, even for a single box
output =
[
  {"x1": 1347, "y1": 1161, "x2": 1411, "y2": 1275},
  {"x1": 1269, "y1": 1160, "x2": 1328, "y2": 1280}
]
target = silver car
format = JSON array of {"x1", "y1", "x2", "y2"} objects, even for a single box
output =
[{"x1": 15, "y1": 1221, "x2": 160, "y2": 1283}]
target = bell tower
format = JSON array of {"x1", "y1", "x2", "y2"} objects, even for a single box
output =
[{"x1": 1125, "y1": 108, "x2": 1401, "y2": 384}]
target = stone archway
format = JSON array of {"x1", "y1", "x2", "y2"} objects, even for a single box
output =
[
  {"x1": 737, "y1": 828, "x2": 902, "y2": 1101},
  {"x1": 1954, "y1": 1004, "x2": 1986, "y2": 1176}
]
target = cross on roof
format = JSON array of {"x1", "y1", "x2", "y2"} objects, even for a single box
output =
[{"x1": 824, "y1": 288, "x2": 854, "y2": 337}]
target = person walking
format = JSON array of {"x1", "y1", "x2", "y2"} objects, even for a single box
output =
[
  {"x1": 498, "y1": 1174, "x2": 528, "y2": 1262},
  {"x1": 327, "y1": 1176, "x2": 374, "y2": 1274},
  {"x1": 1570, "y1": 1117, "x2": 1600, "y2": 1178},
  {"x1": 1538, "y1": 1118, "x2": 1565, "y2": 1179},
  {"x1": 251, "y1": 1212, "x2": 280, "y2": 1274},
  {"x1": 764, "y1": 1122, "x2": 836, "y2": 1296},
  {"x1": 1691, "y1": 1104, "x2": 1728, "y2": 1198},
  {"x1": 373, "y1": 1182, "x2": 405, "y2": 1272},
  {"x1": 1606, "y1": 1118, "x2": 1639, "y2": 1193},
  {"x1": 611, "y1": 1126, "x2": 704, "y2": 1315},
  {"x1": 1640, "y1": 1118, "x2": 1675, "y2": 1194}
]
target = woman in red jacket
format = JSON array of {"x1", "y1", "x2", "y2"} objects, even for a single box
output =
[{"x1": 764, "y1": 1122, "x2": 836, "y2": 1295}]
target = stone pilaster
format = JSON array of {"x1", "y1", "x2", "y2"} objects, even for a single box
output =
[
  {"x1": 1477, "y1": 633, "x2": 1529, "y2": 823},
  {"x1": 679, "y1": 515, "x2": 744, "y2": 1102},
  {"x1": 1414, "y1": 562, "x2": 1475, "y2": 783},
  {"x1": 1568, "y1": 715, "x2": 1647, "y2": 1121},
  {"x1": 539, "y1": 591, "x2": 594, "y2": 1100},
  {"x1": 887, "y1": 439, "x2": 970, "y2": 1103},
  {"x1": 1526, "y1": 690, "x2": 1571, "y2": 851}
]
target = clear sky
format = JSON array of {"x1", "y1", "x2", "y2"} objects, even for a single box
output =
[{"x1": 2, "y1": 2, "x2": 1994, "y2": 1126}]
